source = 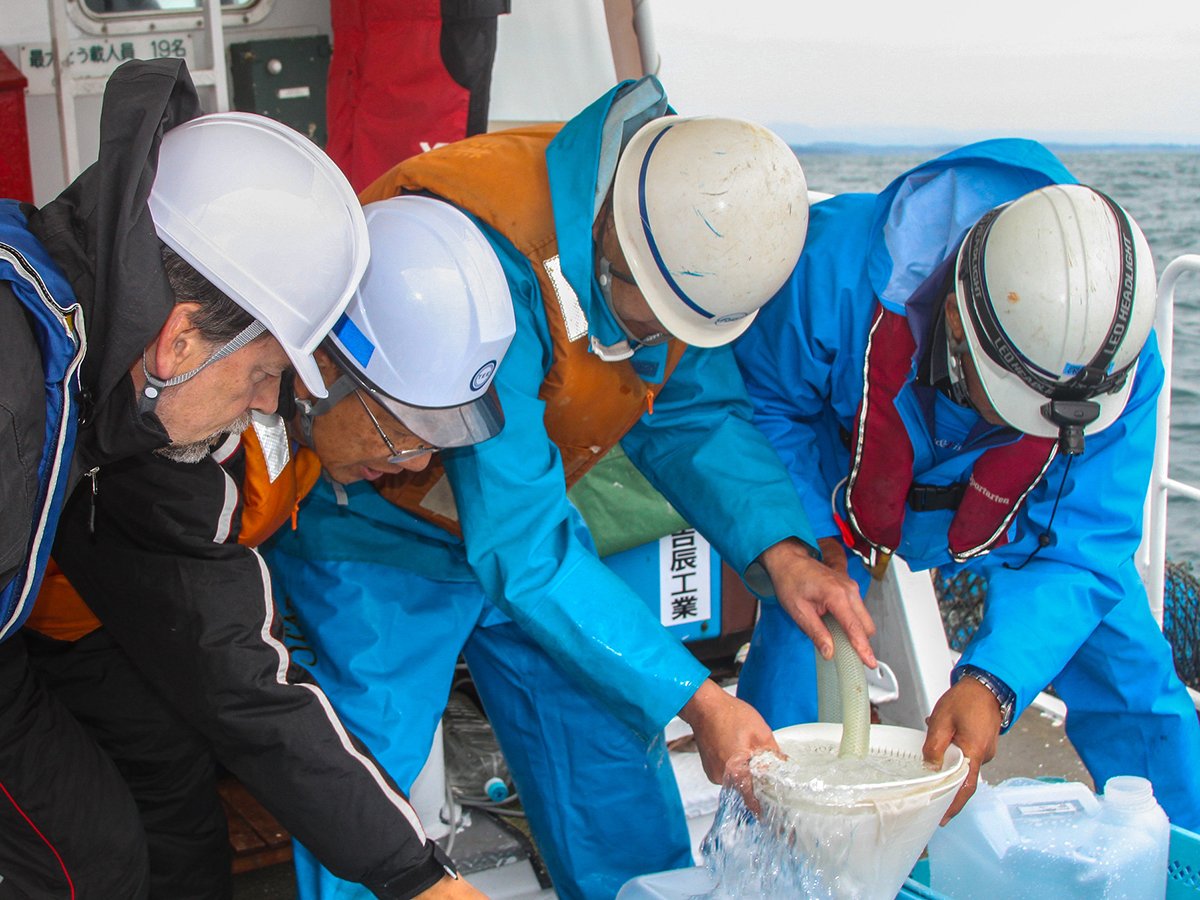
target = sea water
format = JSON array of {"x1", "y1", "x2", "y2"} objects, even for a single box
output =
[{"x1": 793, "y1": 147, "x2": 1200, "y2": 564}]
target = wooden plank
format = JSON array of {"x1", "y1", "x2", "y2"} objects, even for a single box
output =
[
  {"x1": 222, "y1": 796, "x2": 267, "y2": 855},
  {"x1": 218, "y1": 776, "x2": 291, "y2": 848}
]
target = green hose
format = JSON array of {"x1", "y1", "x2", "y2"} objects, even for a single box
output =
[
  {"x1": 815, "y1": 648, "x2": 842, "y2": 724},
  {"x1": 815, "y1": 614, "x2": 870, "y2": 759}
]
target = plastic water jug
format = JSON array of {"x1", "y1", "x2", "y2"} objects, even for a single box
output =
[
  {"x1": 442, "y1": 691, "x2": 512, "y2": 803},
  {"x1": 927, "y1": 776, "x2": 1169, "y2": 900}
]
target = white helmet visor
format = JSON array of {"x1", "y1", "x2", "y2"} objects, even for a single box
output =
[{"x1": 325, "y1": 339, "x2": 505, "y2": 448}]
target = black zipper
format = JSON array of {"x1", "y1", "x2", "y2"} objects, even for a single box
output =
[{"x1": 86, "y1": 467, "x2": 99, "y2": 534}]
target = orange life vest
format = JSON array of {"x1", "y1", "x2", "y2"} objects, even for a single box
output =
[
  {"x1": 24, "y1": 429, "x2": 322, "y2": 642},
  {"x1": 358, "y1": 125, "x2": 687, "y2": 536}
]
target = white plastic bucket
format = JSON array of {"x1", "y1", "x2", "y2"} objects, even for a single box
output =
[{"x1": 750, "y1": 723, "x2": 969, "y2": 900}]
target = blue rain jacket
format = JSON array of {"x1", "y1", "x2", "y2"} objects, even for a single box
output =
[
  {"x1": 0, "y1": 200, "x2": 85, "y2": 642},
  {"x1": 272, "y1": 80, "x2": 816, "y2": 740},
  {"x1": 734, "y1": 140, "x2": 1163, "y2": 721}
]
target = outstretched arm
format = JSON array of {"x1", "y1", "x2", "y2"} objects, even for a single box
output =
[
  {"x1": 52, "y1": 447, "x2": 455, "y2": 899},
  {"x1": 925, "y1": 334, "x2": 1165, "y2": 819},
  {"x1": 623, "y1": 336, "x2": 876, "y2": 667}
]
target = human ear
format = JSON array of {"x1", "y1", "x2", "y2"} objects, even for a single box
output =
[
  {"x1": 945, "y1": 293, "x2": 967, "y2": 343},
  {"x1": 149, "y1": 302, "x2": 206, "y2": 379},
  {"x1": 313, "y1": 347, "x2": 342, "y2": 382}
]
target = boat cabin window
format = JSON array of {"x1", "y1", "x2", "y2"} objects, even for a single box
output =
[{"x1": 81, "y1": 0, "x2": 257, "y2": 15}]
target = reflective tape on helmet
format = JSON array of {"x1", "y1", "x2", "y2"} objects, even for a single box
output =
[{"x1": 332, "y1": 312, "x2": 375, "y2": 368}]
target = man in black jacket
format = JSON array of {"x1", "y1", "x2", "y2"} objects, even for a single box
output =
[
  {"x1": 37, "y1": 201, "x2": 515, "y2": 900},
  {"x1": 0, "y1": 59, "x2": 371, "y2": 900}
]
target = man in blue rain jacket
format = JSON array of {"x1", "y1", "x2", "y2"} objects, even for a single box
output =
[
  {"x1": 733, "y1": 139, "x2": 1200, "y2": 828},
  {"x1": 265, "y1": 77, "x2": 875, "y2": 900}
]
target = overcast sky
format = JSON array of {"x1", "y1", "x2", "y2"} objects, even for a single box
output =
[{"x1": 649, "y1": 0, "x2": 1200, "y2": 145}]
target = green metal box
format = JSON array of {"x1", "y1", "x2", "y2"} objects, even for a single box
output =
[{"x1": 229, "y1": 35, "x2": 331, "y2": 147}]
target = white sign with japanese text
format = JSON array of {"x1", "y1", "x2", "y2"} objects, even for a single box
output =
[
  {"x1": 658, "y1": 528, "x2": 712, "y2": 627},
  {"x1": 18, "y1": 37, "x2": 195, "y2": 96}
]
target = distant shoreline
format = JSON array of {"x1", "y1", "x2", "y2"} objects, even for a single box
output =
[{"x1": 790, "y1": 142, "x2": 1200, "y2": 155}]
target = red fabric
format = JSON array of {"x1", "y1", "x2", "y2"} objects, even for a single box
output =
[
  {"x1": 845, "y1": 306, "x2": 918, "y2": 559},
  {"x1": 327, "y1": 0, "x2": 471, "y2": 192},
  {"x1": 948, "y1": 435, "x2": 1056, "y2": 559},
  {"x1": 845, "y1": 304, "x2": 1057, "y2": 564},
  {"x1": 0, "y1": 51, "x2": 34, "y2": 204}
]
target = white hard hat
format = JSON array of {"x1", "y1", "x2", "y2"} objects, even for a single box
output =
[
  {"x1": 953, "y1": 184, "x2": 1156, "y2": 452},
  {"x1": 612, "y1": 116, "x2": 808, "y2": 348},
  {"x1": 148, "y1": 112, "x2": 369, "y2": 399},
  {"x1": 323, "y1": 195, "x2": 516, "y2": 447}
]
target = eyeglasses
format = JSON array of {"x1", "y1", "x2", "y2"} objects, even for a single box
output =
[
  {"x1": 354, "y1": 390, "x2": 437, "y2": 464},
  {"x1": 596, "y1": 255, "x2": 668, "y2": 346},
  {"x1": 608, "y1": 264, "x2": 637, "y2": 287}
]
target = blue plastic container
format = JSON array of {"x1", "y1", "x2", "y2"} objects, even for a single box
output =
[{"x1": 1167, "y1": 825, "x2": 1200, "y2": 898}]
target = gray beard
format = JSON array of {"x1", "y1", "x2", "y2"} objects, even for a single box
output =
[{"x1": 154, "y1": 410, "x2": 254, "y2": 464}]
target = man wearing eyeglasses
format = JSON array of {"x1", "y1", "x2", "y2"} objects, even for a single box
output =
[
  {"x1": 25, "y1": 196, "x2": 514, "y2": 900},
  {"x1": 264, "y1": 77, "x2": 875, "y2": 900}
]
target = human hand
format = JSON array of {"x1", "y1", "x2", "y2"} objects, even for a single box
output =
[
  {"x1": 679, "y1": 679, "x2": 780, "y2": 814},
  {"x1": 817, "y1": 536, "x2": 850, "y2": 576},
  {"x1": 923, "y1": 677, "x2": 1003, "y2": 824},
  {"x1": 758, "y1": 537, "x2": 876, "y2": 667},
  {"x1": 415, "y1": 874, "x2": 491, "y2": 900}
]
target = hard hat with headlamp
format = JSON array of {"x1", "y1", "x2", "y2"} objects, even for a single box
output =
[
  {"x1": 298, "y1": 195, "x2": 516, "y2": 453},
  {"x1": 611, "y1": 116, "x2": 809, "y2": 348},
  {"x1": 951, "y1": 184, "x2": 1156, "y2": 455},
  {"x1": 147, "y1": 112, "x2": 369, "y2": 406}
]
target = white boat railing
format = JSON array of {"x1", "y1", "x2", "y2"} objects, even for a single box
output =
[{"x1": 1138, "y1": 254, "x2": 1200, "y2": 629}]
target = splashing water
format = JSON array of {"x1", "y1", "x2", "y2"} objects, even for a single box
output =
[
  {"x1": 701, "y1": 745, "x2": 950, "y2": 900},
  {"x1": 701, "y1": 786, "x2": 835, "y2": 900}
]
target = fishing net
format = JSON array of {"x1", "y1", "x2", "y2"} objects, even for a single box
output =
[
  {"x1": 932, "y1": 570, "x2": 986, "y2": 654},
  {"x1": 1163, "y1": 559, "x2": 1200, "y2": 691},
  {"x1": 932, "y1": 560, "x2": 1200, "y2": 691}
]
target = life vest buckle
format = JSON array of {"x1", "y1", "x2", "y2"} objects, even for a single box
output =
[{"x1": 906, "y1": 481, "x2": 967, "y2": 513}]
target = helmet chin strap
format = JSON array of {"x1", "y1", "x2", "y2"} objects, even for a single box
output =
[
  {"x1": 294, "y1": 373, "x2": 358, "y2": 447},
  {"x1": 944, "y1": 328, "x2": 973, "y2": 409},
  {"x1": 597, "y1": 256, "x2": 668, "y2": 347},
  {"x1": 139, "y1": 320, "x2": 267, "y2": 416}
]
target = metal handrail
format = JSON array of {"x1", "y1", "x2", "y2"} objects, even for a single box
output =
[{"x1": 1138, "y1": 254, "x2": 1200, "y2": 626}]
